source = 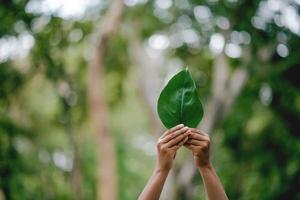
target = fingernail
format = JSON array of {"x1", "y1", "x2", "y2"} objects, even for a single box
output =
[{"x1": 178, "y1": 124, "x2": 184, "y2": 128}]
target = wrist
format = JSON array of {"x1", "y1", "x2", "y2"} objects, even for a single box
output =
[
  {"x1": 154, "y1": 166, "x2": 170, "y2": 176},
  {"x1": 155, "y1": 164, "x2": 171, "y2": 174},
  {"x1": 197, "y1": 160, "x2": 213, "y2": 171}
]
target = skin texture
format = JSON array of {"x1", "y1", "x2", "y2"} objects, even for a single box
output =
[
  {"x1": 138, "y1": 124, "x2": 190, "y2": 200},
  {"x1": 185, "y1": 129, "x2": 228, "y2": 200},
  {"x1": 138, "y1": 125, "x2": 228, "y2": 200}
]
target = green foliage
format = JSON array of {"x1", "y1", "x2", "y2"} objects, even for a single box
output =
[
  {"x1": 157, "y1": 68, "x2": 203, "y2": 129},
  {"x1": 0, "y1": 64, "x2": 24, "y2": 100},
  {"x1": 1, "y1": 0, "x2": 300, "y2": 199}
]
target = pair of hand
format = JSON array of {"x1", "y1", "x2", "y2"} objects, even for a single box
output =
[{"x1": 156, "y1": 124, "x2": 210, "y2": 172}]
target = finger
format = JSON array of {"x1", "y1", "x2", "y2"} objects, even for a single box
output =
[
  {"x1": 188, "y1": 132, "x2": 210, "y2": 141},
  {"x1": 160, "y1": 126, "x2": 189, "y2": 144},
  {"x1": 160, "y1": 124, "x2": 184, "y2": 139},
  {"x1": 169, "y1": 124, "x2": 185, "y2": 133},
  {"x1": 175, "y1": 135, "x2": 189, "y2": 147},
  {"x1": 181, "y1": 136, "x2": 189, "y2": 145},
  {"x1": 185, "y1": 139, "x2": 207, "y2": 146},
  {"x1": 170, "y1": 144, "x2": 181, "y2": 151},
  {"x1": 170, "y1": 134, "x2": 190, "y2": 151},
  {"x1": 170, "y1": 138, "x2": 187, "y2": 151},
  {"x1": 166, "y1": 131, "x2": 189, "y2": 148},
  {"x1": 160, "y1": 126, "x2": 188, "y2": 143},
  {"x1": 185, "y1": 139, "x2": 205, "y2": 146},
  {"x1": 190, "y1": 128, "x2": 208, "y2": 136}
]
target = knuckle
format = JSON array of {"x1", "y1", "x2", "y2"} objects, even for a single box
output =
[
  {"x1": 171, "y1": 131, "x2": 177, "y2": 136},
  {"x1": 205, "y1": 139, "x2": 210, "y2": 145},
  {"x1": 177, "y1": 137, "x2": 184, "y2": 142},
  {"x1": 179, "y1": 128, "x2": 187, "y2": 133},
  {"x1": 179, "y1": 134, "x2": 185, "y2": 139},
  {"x1": 166, "y1": 135, "x2": 172, "y2": 141}
]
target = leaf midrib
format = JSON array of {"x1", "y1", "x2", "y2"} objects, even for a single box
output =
[{"x1": 179, "y1": 70, "x2": 186, "y2": 124}]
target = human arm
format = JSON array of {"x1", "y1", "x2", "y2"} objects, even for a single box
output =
[
  {"x1": 138, "y1": 124, "x2": 190, "y2": 200},
  {"x1": 184, "y1": 129, "x2": 228, "y2": 200}
]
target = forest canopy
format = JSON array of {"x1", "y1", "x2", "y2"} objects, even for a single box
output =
[{"x1": 0, "y1": 0, "x2": 300, "y2": 199}]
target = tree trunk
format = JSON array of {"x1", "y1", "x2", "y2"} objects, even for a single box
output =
[
  {"x1": 65, "y1": 112, "x2": 83, "y2": 200},
  {"x1": 86, "y1": 1, "x2": 124, "y2": 200}
]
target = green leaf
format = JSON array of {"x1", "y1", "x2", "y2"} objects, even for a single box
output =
[{"x1": 157, "y1": 68, "x2": 203, "y2": 129}]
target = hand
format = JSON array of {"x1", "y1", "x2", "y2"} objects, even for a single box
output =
[
  {"x1": 156, "y1": 124, "x2": 190, "y2": 172},
  {"x1": 184, "y1": 128, "x2": 211, "y2": 168}
]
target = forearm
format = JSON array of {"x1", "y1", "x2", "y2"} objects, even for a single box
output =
[
  {"x1": 198, "y1": 162, "x2": 228, "y2": 200},
  {"x1": 138, "y1": 167, "x2": 169, "y2": 200}
]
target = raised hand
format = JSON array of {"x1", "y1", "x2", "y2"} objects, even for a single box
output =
[
  {"x1": 184, "y1": 128, "x2": 228, "y2": 200},
  {"x1": 184, "y1": 128, "x2": 211, "y2": 168},
  {"x1": 138, "y1": 124, "x2": 190, "y2": 200},
  {"x1": 156, "y1": 124, "x2": 190, "y2": 171}
]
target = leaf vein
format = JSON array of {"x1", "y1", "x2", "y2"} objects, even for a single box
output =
[{"x1": 180, "y1": 70, "x2": 186, "y2": 124}]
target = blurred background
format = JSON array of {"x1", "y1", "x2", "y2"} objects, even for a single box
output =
[{"x1": 1, "y1": 0, "x2": 300, "y2": 199}]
